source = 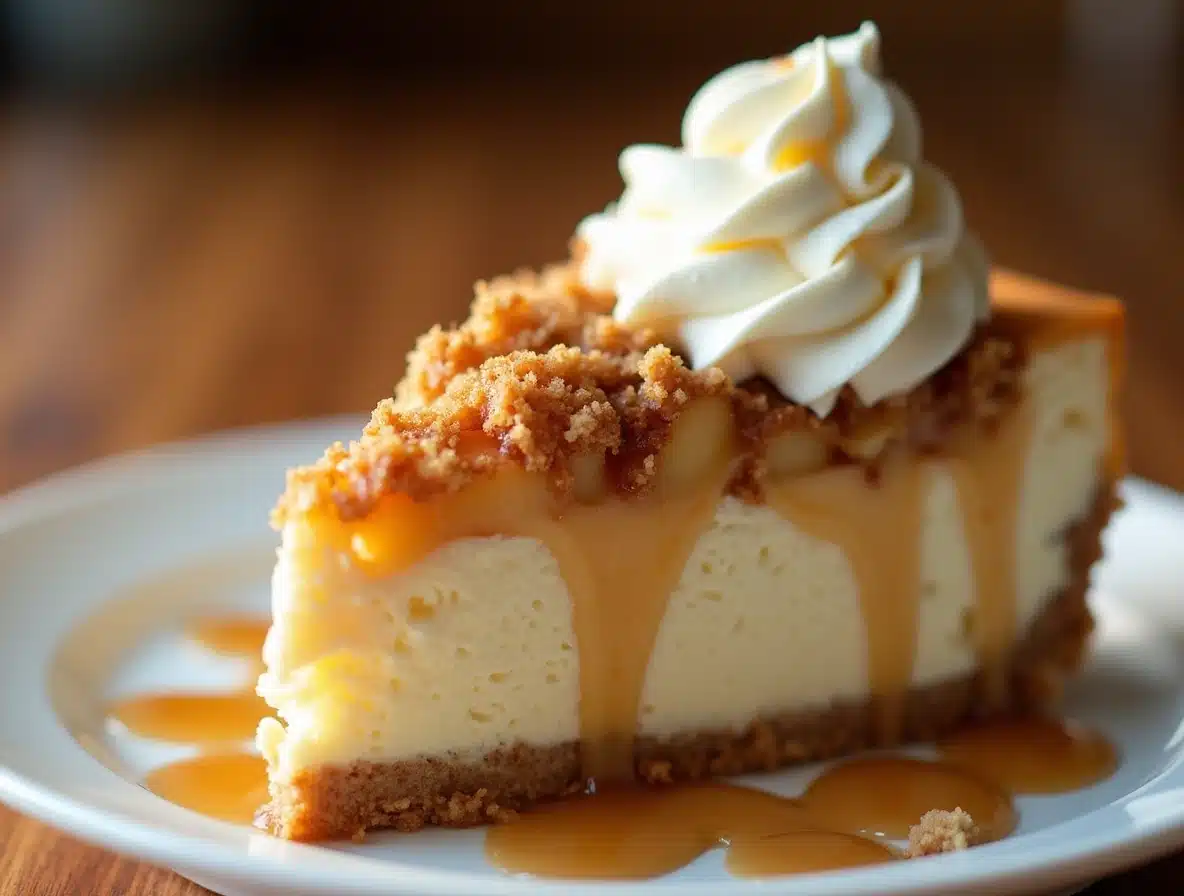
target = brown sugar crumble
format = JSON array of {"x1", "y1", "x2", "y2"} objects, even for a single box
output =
[
  {"x1": 396, "y1": 264, "x2": 652, "y2": 409},
  {"x1": 906, "y1": 808, "x2": 981, "y2": 857},
  {"x1": 274, "y1": 261, "x2": 1026, "y2": 525}
]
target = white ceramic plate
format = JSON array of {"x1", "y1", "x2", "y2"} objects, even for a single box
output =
[{"x1": 1, "y1": 418, "x2": 1184, "y2": 896}]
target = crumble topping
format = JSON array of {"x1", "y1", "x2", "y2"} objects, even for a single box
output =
[
  {"x1": 906, "y1": 808, "x2": 981, "y2": 857},
  {"x1": 276, "y1": 341, "x2": 731, "y2": 524},
  {"x1": 275, "y1": 262, "x2": 1026, "y2": 525},
  {"x1": 397, "y1": 264, "x2": 654, "y2": 408}
]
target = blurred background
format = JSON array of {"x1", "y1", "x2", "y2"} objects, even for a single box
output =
[{"x1": 0, "y1": 0, "x2": 1180, "y2": 496}]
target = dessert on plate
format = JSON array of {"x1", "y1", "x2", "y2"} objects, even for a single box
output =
[{"x1": 256, "y1": 22, "x2": 1123, "y2": 841}]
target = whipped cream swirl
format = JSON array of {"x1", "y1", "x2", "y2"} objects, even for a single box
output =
[{"x1": 577, "y1": 23, "x2": 990, "y2": 416}]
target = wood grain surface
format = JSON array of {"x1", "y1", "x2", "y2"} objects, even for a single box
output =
[{"x1": 0, "y1": 55, "x2": 1182, "y2": 895}]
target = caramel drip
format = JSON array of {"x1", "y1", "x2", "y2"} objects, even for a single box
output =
[
  {"x1": 143, "y1": 753, "x2": 269, "y2": 824},
  {"x1": 800, "y1": 756, "x2": 1016, "y2": 842},
  {"x1": 486, "y1": 755, "x2": 1009, "y2": 879},
  {"x1": 766, "y1": 460, "x2": 927, "y2": 744},
  {"x1": 188, "y1": 617, "x2": 270, "y2": 657},
  {"x1": 348, "y1": 399, "x2": 735, "y2": 783},
  {"x1": 486, "y1": 783, "x2": 823, "y2": 879},
  {"x1": 764, "y1": 400, "x2": 1034, "y2": 740},
  {"x1": 946, "y1": 406, "x2": 1034, "y2": 707},
  {"x1": 727, "y1": 830, "x2": 899, "y2": 877},
  {"x1": 109, "y1": 692, "x2": 270, "y2": 743},
  {"x1": 117, "y1": 615, "x2": 273, "y2": 822},
  {"x1": 110, "y1": 616, "x2": 272, "y2": 744},
  {"x1": 938, "y1": 717, "x2": 1118, "y2": 794},
  {"x1": 543, "y1": 478, "x2": 731, "y2": 781}
]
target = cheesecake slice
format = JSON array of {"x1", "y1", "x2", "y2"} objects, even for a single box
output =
[
  {"x1": 257, "y1": 266, "x2": 1121, "y2": 841},
  {"x1": 255, "y1": 24, "x2": 1124, "y2": 841}
]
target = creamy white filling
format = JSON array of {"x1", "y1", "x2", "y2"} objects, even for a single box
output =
[
  {"x1": 259, "y1": 339, "x2": 1109, "y2": 777},
  {"x1": 1016, "y1": 339, "x2": 1109, "y2": 633},
  {"x1": 578, "y1": 23, "x2": 991, "y2": 416},
  {"x1": 258, "y1": 536, "x2": 582, "y2": 779}
]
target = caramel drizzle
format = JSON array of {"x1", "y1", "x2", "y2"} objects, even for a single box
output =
[
  {"x1": 947, "y1": 405, "x2": 1034, "y2": 708},
  {"x1": 544, "y1": 476, "x2": 732, "y2": 782},
  {"x1": 766, "y1": 460, "x2": 927, "y2": 744},
  {"x1": 119, "y1": 616, "x2": 273, "y2": 823},
  {"x1": 144, "y1": 753, "x2": 269, "y2": 824},
  {"x1": 938, "y1": 716, "x2": 1118, "y2": 794},
  {"x1": 486, "y1": 725, "x2": 1118, "y2": 880},
  {"x1": 485, "y1": 782, "x2": 897, "y2": 880},
  {"x1": 765, "y1": 406, "x2": 1032, "y2": 738},
  {"x1": 188, "y1": 617, "x2": 269, "y2": 658},
  {"x1": 110, "y1": 691, "x2": 270, "y2": 743}
]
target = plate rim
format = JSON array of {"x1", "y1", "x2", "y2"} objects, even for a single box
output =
[{"x1": 0, "y1": 420, "x2": 1182, "y2": 895}]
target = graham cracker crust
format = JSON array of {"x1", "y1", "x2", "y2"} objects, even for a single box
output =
[{"x1": 261, "y1": 483, "x2": 1115, "y2": 842}]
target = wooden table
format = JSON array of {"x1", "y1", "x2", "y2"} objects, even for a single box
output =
[{"x1": 1, "y1": 60, "x2": 1182, "y2": 893}]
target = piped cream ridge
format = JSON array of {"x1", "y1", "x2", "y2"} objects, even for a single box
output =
[{"x1": 578, "y1": 22, "x2": 990, "y2": 416}]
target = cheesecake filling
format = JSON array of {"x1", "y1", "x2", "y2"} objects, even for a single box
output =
[{"x1": 258, "y1": 337, "x2": 1109, "y2": 784}]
